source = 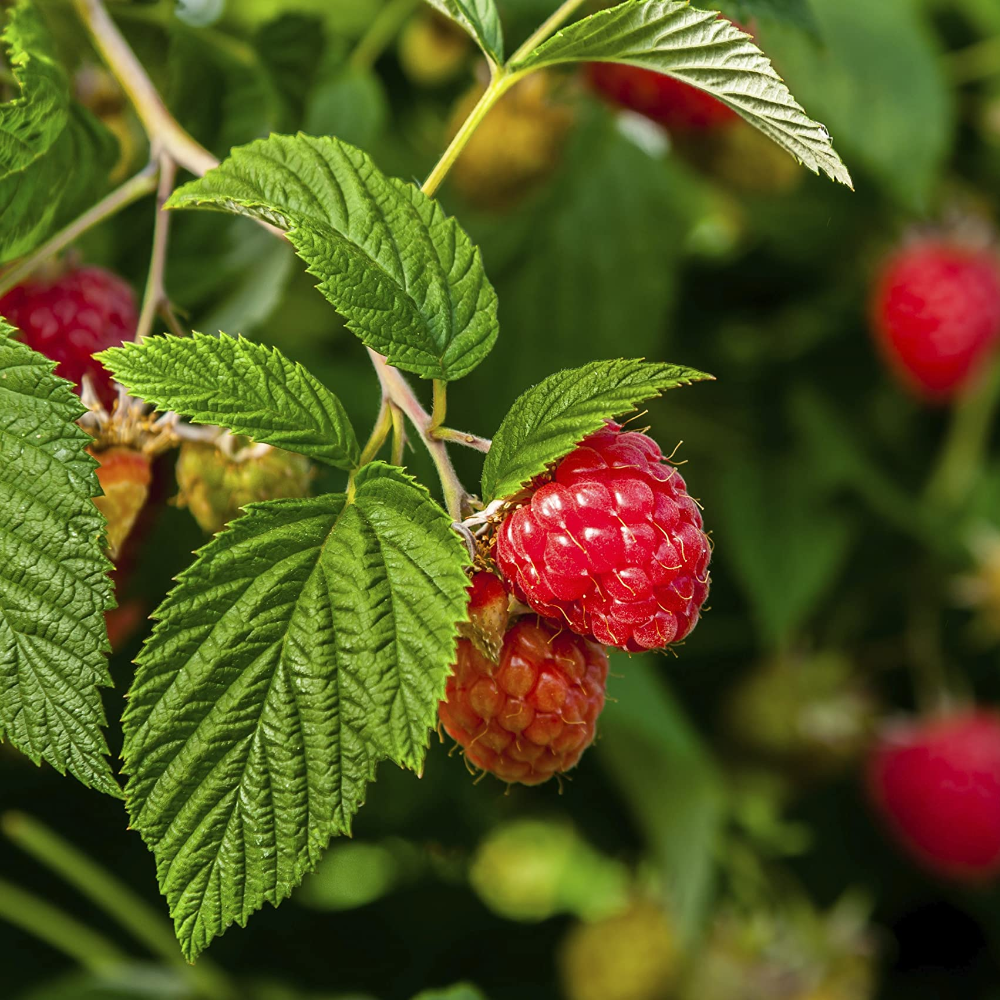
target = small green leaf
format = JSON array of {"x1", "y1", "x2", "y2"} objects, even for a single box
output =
[
  {"x1": 0, "y1": 104, "x2": 117, "y2": 265},
  {"x1": 165, "y1": 133, "x2": 499, "y2": 381},
  {"x1": 0, "y1": 0, "x2": 69, "y2": 181},
  {"x1": 509, "y1": 0, "x2": 852, "y2": 187},
  {"x1": 411, "y1": 987, "x2": 488, "y2": 1000},
  {"x1": 98, "y1": 332, "x2": 360, "y2": 470},
  {"x1": 0, "y1": 322, "x2": 117, "y2": 796},
  {"x1": 482, "y1": 359, "x2": 712, "y2": 500},
  {"x1": 423, "y1": 0, "x2": 504, "y2": 63},
  {"x1": 122, "y1": 464, "x2": 469, "y2": 959}
]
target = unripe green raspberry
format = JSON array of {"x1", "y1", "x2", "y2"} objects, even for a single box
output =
[{"x1": 176, "y1": 439, "x2": 313, "y2": 535}]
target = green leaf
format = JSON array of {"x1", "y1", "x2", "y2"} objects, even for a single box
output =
[
  {"x1": 0, "y1": 0, "x2": 69, "y2": 181},
  {"x1": 167, "y1": 22, "x2": 280, "y2": 158},
  {"x1": 98, "y1": 332, "x2": 360, "y2": 470},
  {"x1": 598, "y1": 657, "x2": 725, "y2": 941},
  {"x1": 0, "y1": 322, "x2": 117, "y2": 796},
  {"x1": 482, "y1": 359, "x2": 712, "y2": 500},
  {"x1": 755, "y1": 0, "x2": 951, "y2": 209},
  {"x1": 423, "y1": 0, "x2": 504, "y2": 63},
  {"x1": 411, "y1": 987, "x2": 488, "y2": 1000},
  {"x1": 0, "y1": 103, "x2": 117, "y2": 266},
  {"x1": 122, "y1": 463, "x2": 469, "y2": 959},
  {"x1": 303, "y1": 68, "x2": 389, "y2": 151},
  {"x1": 165, "y1": 133, "x2": 499, "y2": 381},
  {"x1": 509, "y1": 0, "x2": 852, "y2": 187},
  {"x1": 716, "y1": 455, "x2": 855, "y2": 646}
]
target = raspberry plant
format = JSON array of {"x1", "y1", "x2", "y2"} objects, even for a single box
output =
[{"x1": 0, "y1": 0, "x2": 851, "y2": 966}]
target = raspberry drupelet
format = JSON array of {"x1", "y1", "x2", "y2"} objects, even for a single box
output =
[
  {"x1": 494, "y1": 423, "x2": 711, "y2": 652},
  {"x1": 439, "y1": 574, "x2": 608, "y2": 785}
]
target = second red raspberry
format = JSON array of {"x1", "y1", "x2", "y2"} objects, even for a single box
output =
[{"x1": 494, "y1": 424, "x2": 711, "y2": 652}]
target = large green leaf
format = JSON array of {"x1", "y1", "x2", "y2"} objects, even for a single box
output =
[
  {"x1": 99, "y1": 332, "x2": 360, "y2": 470},
  {"x1": 122, "y1": 464, "x2": 469, "y2": 959},
  {"x1": 0, "y1": 323, "x2": 117, "y2": 796},
  {"x1": 509, "y1": 0, "x2": 851, "y2": 186},
  {"x1": 165, "y1": 133, "x2": 499, "y2": 381},
  {"x1": 482, "y1": 359, "x2": 712, "y2": 500},
  {"x1": 0, "y1": 104, "x2": 117, "y2": 266},
  {"x1": 0, "y1": 0, "x2": 68, "y2": 181},
  {"x1": 423, "y1": 0, "x2": 504, "y2": 63}
]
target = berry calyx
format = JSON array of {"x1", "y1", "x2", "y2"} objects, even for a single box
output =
[
  {"x1": 440, "y1": 577, "x2": 609, "y2": 785},
  {"x1": 91, "y1": 446, "x2": 152, "y2": 559},
  {"x1": 494, "y1": 423, "x2": 711, "y2": 652},
  {"x1": 0, "y1": 264, "x2": 137, "y2": 409},
  {"x1": 867, "y1": 710, "x2": 1000, "y2": 880},
  {"x1": 870, "y1": 237, "x2": 1000, "y2": 402},
  {"x1": 586, "y1": 62, "x2": 738, "y2": 132}
]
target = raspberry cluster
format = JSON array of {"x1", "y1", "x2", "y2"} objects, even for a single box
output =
[
  {"x1": 442, "y1": 423, "x2": 710, "y2": 785},
  {"x1": 495, "y1": 423, "x2": 711, "y2": 652}
]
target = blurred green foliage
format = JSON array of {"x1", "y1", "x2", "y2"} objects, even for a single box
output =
[{"x1": 5, "y1": 0, "x2": 1000, "y2": 996}]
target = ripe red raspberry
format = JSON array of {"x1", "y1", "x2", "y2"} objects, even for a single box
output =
[
  {"x1": 870, "y1": 238, "x2": 1000, "y2": 401},
  {"x1": 440, "y1": 575, "x2": 608, "y2": 785},
  {"x1": 494, "y1": 424, "x2": 711, "y2": 652},
  {"x1": 867, "y1": 710, "x2": 1000, "y2": 880},
  {"x1": 0, "y1": 264, "x2": 137, "y2": 409},
  {"x1": 586, "y1": 62, "x2": 738, "y2": 132}
]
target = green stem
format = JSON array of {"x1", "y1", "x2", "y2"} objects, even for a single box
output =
[
  {"x1": 431, "y1": 425, "x2": 492, "y2": 452},
  {"x1": 357, "y1": 397, "x2": 395, "y2": 467},
  {"x1": 2, "y1": 813, "x2": 234, "y2": 997},
  {"x1": 134, "y1": 151, "x2": 176, "y2": 343},
  {"x1": 420, "y1": 70, "x2": 517, "y2": 198},
  {"x1": 367, "y1": 349, "x2": 471, "y2": 519},
  {"x1": 0, "y1": 164, "x2": 158, "y2": 298},
  {"x1": 71, "y1": 0, "x2": 217, "y2": 176},
  {"x1": 925, "y1": 354, "x2": 1000, "y2": 511},
  {"x1": 508, "y1": 0, "x2": 588, "y2": 65},
  {"x1": 390, "y1": 402, "x2": 406, "y2": 467},
  {"x1": 0, "y1": 876, "x2": 128, "y2": 974},
  {"x1": 430, "y1": 378, "x2": 447, "y2": 431},
  {"x1": 350, "y1": 0, "x2": 421, "y2": 71}
]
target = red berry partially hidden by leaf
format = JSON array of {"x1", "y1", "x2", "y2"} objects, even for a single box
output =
[
  {"x1": 868, "y1": 711, "x2": 1000, "y2": 880},
  {"x1": 494, "y1": 424, "x2": 711, "y2": 652},
  {"x1": 92, "y1": 446, "x2": 152, "y2": 560},
  {"x1": 870, "y1": 238, "x2": 1000, "y2": 402},
  {"x1": 0, "y1": 265, "x2": 137, "y2": 409},
  {"x1": 440, "y1": 606, "x2": 608, "y2": 786},
  {"x1": 586, "y1": 62, "x2": 738, "y2": 132}
]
